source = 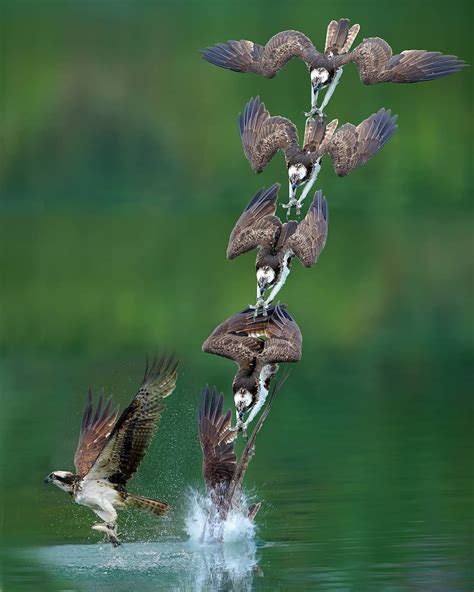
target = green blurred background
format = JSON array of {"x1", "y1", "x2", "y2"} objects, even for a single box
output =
[{"x1": 1, "y1": 0, "x2": 472, "y2": 590}]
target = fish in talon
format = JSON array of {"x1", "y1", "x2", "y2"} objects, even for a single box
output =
[
  {"x1": 238, "y1": 96, "x2": 397, "y2": 211},
  {"x1": 227, "y1": 183, "x2": 329, "y2": 306}
]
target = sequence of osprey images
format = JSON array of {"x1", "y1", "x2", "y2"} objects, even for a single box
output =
[{"x1": 45, "y1": 19, "x2": 465, "y2": 546}]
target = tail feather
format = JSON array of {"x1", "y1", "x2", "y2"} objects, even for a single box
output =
[
  {"x1": 325, "y1": 19, "x2": 359, "y2": 54},
  {"x1": 126, "y1": 493, "x2": 169, "y2": 516}
]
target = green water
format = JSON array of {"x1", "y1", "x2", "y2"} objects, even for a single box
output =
[{"x1": 1, "y1": 0, "x2": 472, "y2": 589}]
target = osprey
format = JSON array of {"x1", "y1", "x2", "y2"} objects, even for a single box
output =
[
  {"x1": 239, "y1": 96, "x2": 397, "y2": 211},
  {"x1": 227, "y1": 183, "x2": 328, "y2": 313},
  {"x1": 201, "y1": 18, "x2": 467, "y2": 117},
  {"x1": 198, "y1": 376, "x2": 286, "y2": 540},
  {"x1": 202, "y1": 303, "x2": 301, "y2": 432},
  {"x1": 44, "y1": 356, "x2": 178, "y2": 546}
]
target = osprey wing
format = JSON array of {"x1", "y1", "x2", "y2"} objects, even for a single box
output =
[
  {"x1": 287, "y1": 190, "x2": 328, "y2": 268},
  {"x1": 74, "y1": 389, "x2": 119, "y2": 477},
  {"x1": 202, "y1": 308, "x2": 265, "y2": 367},
  {"x1": 86, "y1": 356, "x2": 178, "y2": 484},
  {"x1": 325, "y1": 108, "x2": 398, "y2": 177},
  {"x1": 198, "y1": 386, "x2": 237, "y2": 491},
  {"x1": 239, "y1": 96, "x2": 299, "y2": 173},
  {"x1": 227, "y1": 183, "x2": 281, "y2": 259},
  {"x1": 349, "y1": 37, "x2": 466, "y2": 84},
  {"x1": 201, "y1": 30, "x2": 318, "y2": 78},
  {"x1": 260, "y1": 303, "x2": 302, "y2": 364}
]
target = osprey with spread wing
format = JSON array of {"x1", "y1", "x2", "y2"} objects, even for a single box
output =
[
  {"x1": 227, "y1": 183, "x2": 328, "y2": 312},
  {"x1": 202, "y1": 303, "x2": 301, "y2": 432},
  {"x1": 201, "y1": 18, "x2": 467, "y2": 117},
  {"x1": 44, "y1": 356, "x2": 178, "y2": 546},
  {"x1": 239, "y1": 96, "x2": 397, "y2": 213},
  {"x1": 197, "y1": 378, "x2": 286, "y2": 540}
]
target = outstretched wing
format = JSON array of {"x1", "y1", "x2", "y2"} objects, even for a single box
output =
[
  {"x1": 349, "y1": 37, "x2": 466, "y2": 85},
  {"x1": 239, "y1": 96, "x2": 299, "y2": 173},
  {"x1": 325, "y1": 108, "x2": 398, "y2": 177},
  {"x1": 85, "y1": 356, "x2": 178, "y2": 484},
  {"x1": 198, "y1": 386, "x2": 237, "y2": 491},
  {"x1": 287, "y1": 190, "x2": 328, "y2": 268},
  {"x1": 202, "y1": 308, "x2": 266, "y2": 367},
  {"x1": 227, "y1": 184, "x2": 281, "y2": 259},
  {"x1": 74, "y1": 389, "x2": 119, "y2": 477},
  {"x1": 201, "y1": 30, "x2": 318, "y2": 78},
  {"x1": 260, "y1": 303, "x2": 302, "y2": 364}
]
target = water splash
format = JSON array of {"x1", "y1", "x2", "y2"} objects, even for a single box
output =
[{"x1": 185, "y1": 488, "x2": 257, "y2": 544}]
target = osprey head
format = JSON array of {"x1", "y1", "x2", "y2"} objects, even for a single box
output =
[
  {"x1": 233, "y1": 381, "x2": 257, "y2": 422},
  {"x1": 256, "y1": 265, "x2": 276, "y2": 291},
  {"x1": 44, "y1": 470, "x2": 76, "y2": 492},
  {"x1": 288, "y1": 163, "x2": 308, "y2": 194},
  {"x1": 310, "y1": 67, "x2": 330, "y2": 91}
]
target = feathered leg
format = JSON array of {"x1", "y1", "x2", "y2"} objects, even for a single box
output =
[
  {"x1": 318, "y1": 68, "x2": 343, "y2": 114},
  {"x1": 296, "y1": 161, "x2": 321, "y2": 210}
]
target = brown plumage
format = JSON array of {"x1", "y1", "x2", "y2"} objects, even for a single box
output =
[
  {"x1": 46, "y1": 355, "x2": 178, "y2": 546},
  {"x1": 198, "y1": 375, "x2": 287, "y2": 526},
  {"x1": 239, "y1": 96, "x2": 397, "y2": 209},
  {"x1": 240, "y1": 96, "x2": 397, "y2": 177},
  {"x1": 198, "y1": 385, "x2": 237, "y2": 492},
  {"x1": 202, "y1": 304, "x2": 301, "y2": 429},
  {"x1": 201, "y1": 19, "x2": 466, "y2": 88},
  {"x1": 87, "y1": 356, "x2": 178, "y2": 485},
  {"x1": 227, "y1": 183, "x2": 328, "y2": 309},
  {"x1": 74, "y1": 389, "x2": 119, "y2": 477}
]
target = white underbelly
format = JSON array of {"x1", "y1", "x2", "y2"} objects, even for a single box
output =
[{"x1": 74, "y1": 479, "x2": 122, "y2": 512}]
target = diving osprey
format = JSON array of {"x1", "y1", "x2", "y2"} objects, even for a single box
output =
[
  {"x1": 240, "y1": 96, "x2": 397, "y2": 211},
  {"x1": 201, "y1": 18, "x2": 467, "y2": 116},
  {"x1": 227, "y1": 183, "x2": 328, "y2": 312},
  {"x1": 44, "y1": 356, "x2": 178, "y2": 546},
  {"x1": 202, "y1": 303, "x2": 301, "y2": 431},
  {"x1": 198, "y1": 376, "x2": 286, "y2": 539}
]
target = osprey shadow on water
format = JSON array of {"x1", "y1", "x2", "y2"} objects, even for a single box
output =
[
  {"x1": 227, "y1": 183, "x2": 328, "y2": 314},
  {"x1": 202, "y1": 303, "x2": 301, "y2": 433},
  {"x1": 201, "y1": 18, "x2": 467, "y2": 117},
  {"x1": 198, "y1": 376, "x2": 286, "y2": 541},
  {"x1": 239, "y1": 96, "x2": 397, "y2": 213},
  {"x1": 44, "y1": 355, "x2": 178, "y2": 546}
]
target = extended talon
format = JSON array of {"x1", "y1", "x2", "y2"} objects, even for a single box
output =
[
  {"x1": 305, "y1": 107, "x2": 323, "y2": 118},
  {"x1": 282, "y1": 199, "x2": 299, "y2": 218}
]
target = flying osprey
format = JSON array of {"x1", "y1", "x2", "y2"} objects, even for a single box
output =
[
  {"x1": 227, "y1": 183, "x2": 328, "y2": 312},
  {"x1": 201, "y1": 18, "x2": 467, "y2": 117},
  {"x1": 44, "y1": 356, "x2": 178, "y2": 546},
  {"x1": 202, "y1": 303, "x2": 301, "y2": 432},
  {"x1": 198, "y1": 377, "x2": 286, "y2": 540},
  {"x1": 240, "y1": 96, "x2": 397, "y2": 212}
]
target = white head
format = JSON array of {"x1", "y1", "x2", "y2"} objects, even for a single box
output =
[
  {"x1": 257, "y1": 266, "x2": 276, "y2": 289},
  {"x1": 288, "y1": 163, "x2": 308, "y2": 193},
  {"x1": 44, "y1": 470, "x2": 76, "y2": 493},
  {"x1": 233, "y1": 388, "x2": 253, "y2": 419},
  {"x1": 311, "y1": 67, "x2": 330, "y2": 87}
]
